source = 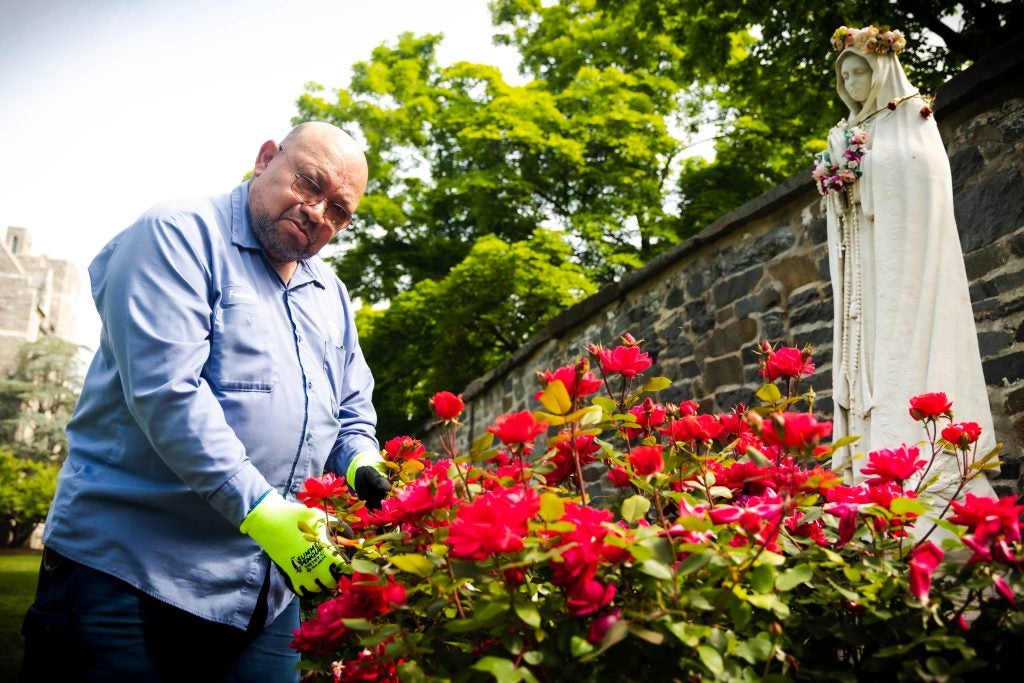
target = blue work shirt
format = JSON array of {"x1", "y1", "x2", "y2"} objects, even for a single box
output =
[{"x1": 43, "y1": 182, "x2": 380, "y2": 629}]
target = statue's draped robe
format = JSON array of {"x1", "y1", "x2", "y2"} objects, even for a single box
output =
[{"x1": 825, "y1": 47, "x2": 996, "y2": 499}]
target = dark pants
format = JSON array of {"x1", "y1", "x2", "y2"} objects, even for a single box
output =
[{"x1": 20, "y1": 548, "x2": 300, "y2": 683}]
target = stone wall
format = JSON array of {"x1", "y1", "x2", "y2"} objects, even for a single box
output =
[{"x1": 431, "y1": 36, "x2": 1024, "y2": 498}]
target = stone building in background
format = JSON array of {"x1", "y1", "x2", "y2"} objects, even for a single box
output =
[{"x1": 0, "y1": 226, "x2": 80, "y2": 376}]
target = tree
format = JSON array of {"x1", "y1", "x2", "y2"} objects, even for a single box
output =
[
  {"x1": 494, "y1": 0, "x2": 1022, "y2": 233},
  {"x1": 0, "y1": 448, "x2": 58, "y2": 547},
  {"x1": 0, "y1": 335, "x2": 83, "y2": 463},
  {"x1": 295, "y1": 30, "x2": 681, "y2": 305},
  {"x1": 359, "y1": 228, "x2": 596, "y2": 436}
]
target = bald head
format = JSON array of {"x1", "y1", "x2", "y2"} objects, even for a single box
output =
[{"x1": 280, "y1": 122, "x2": 369, "y2": 199}]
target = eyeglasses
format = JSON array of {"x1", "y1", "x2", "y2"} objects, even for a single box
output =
[{"x1": 278, "y1": 145, "x2": 353, "y2": 230}]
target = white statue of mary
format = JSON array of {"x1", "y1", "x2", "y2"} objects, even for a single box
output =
[{"x1": 816, "y1": 26, "x2": 998, "y2": 499}]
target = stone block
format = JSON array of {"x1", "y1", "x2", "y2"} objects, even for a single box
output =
[
  {"x1": 963, "y1": 242, "x2": 1008, "y2": 281},
  {"x1": 766, "y1": 256, "x2": 820, "y2": 295},
  {"x1": 983, "y1": 350, "x2": 1024, "y2": 385},
  {"x1": 789, "y1": 300, "x2": 832, "y2": 328},
  {"x1": 956, "y1": 169, "x2": 1024, "y2": 252},
  {"x1": 712, "y1": 266, "x2": 764, "y2": 308},
  {"x1": 703, "y1": 355, "x2": 744, "y2": 388},
  {"x1": 705, "y1": 318, "x2": 758, "y2": 357},
  {"x1": 805, "y1": 216, "x2": 828, "y2": 246},
  {"x1": 978, "y1": 330, "x2": 1013, "y2": 358},
  {"x1": 719, "y1": 227, "x2": 796, "y2": 274},
  {"x1": 1005, "y1": 384, "x2": 1024, "y2": 414},
  {"x1": 735, "y1": 285, "x2": 783, "y2": 318}
]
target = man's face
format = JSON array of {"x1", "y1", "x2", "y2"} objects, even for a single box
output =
[{"x1": 248, "y1": 141, "x2": 361, "y2": 265}]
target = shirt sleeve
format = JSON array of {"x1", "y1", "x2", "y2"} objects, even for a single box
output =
[
  {"x1": 324, "y1": 278, "x2": 381, "y2": 479},
  {"x1": 92, "y1": 211, "x2": 272, "y2": 526}
]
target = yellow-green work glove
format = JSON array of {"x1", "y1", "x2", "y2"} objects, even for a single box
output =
[{"x1": 240, "y1": 489, "x2": 346, "y2": 597}]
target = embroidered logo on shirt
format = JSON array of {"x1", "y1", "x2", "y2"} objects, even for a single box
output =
[{"x1": 223, "y1": 285, "x2": 259, "y2": 305}]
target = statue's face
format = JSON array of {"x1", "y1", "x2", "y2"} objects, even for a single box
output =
[{"x1": 840, "y1": 53, "x2": 873, "y2": 103}]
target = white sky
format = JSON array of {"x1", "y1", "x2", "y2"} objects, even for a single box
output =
[{"x1": 0, "y1": 0, "x2": 521, "y2": 348}]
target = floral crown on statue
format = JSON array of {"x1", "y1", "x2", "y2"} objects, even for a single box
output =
[{"x1": 831, "y1": 25, "x2": 906, "y2": 56}]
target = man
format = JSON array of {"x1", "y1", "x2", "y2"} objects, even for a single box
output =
[{"x1": 20, "y1": 121, "x2": 392, "y2": 682}]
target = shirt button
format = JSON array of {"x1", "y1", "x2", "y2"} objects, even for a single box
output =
[
  {"x1": 305, "y1": 433, "x2": 313, "y2": 443},
  {"x1": 296, "y1": 334, "x2": 302, "y2": 343},
  {"x1": 307, "y1": 381, "x2": 313, "y2": 389}
]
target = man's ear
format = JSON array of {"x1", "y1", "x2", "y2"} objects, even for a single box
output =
[{"x1": 252, "y1": 140, "x2": 279, "y2": 177}]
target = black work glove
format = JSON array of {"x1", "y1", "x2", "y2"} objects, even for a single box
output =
[{"x1": 354, "y1": 466, "x2": 392, "y2": 510}]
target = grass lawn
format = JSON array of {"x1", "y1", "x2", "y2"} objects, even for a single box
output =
[{"x1": 0, "y1": 551, "x2": 39, "y2": 683}]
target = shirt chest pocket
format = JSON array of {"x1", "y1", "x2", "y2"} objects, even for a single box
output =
[
  {"x1": 208, "y1": 288, "x2": 280, "y2": 392},
  {"x1": 323, "y1": 333, "x2": 346, "y2": 409}
]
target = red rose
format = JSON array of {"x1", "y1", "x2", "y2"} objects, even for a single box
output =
[
  {"x1": 663, "y1": 414, "x2": 724, "y2": 442},
  {"x1": 920, "y1": 105, "x2": 933, "y2": 119},
  {"x1": 761, "y1": 412, "x2": 832, "y2": 450},
  {"x1": 627, "y1": 444, "x2": 663, "y2": 475},
  {"x1": 487, "y1": 410, "x2": 548, "y2": 448},
  {"x1": 430, "y1": 391, "x2": 465, "y2": 421},
  {"x1": 908, "y1": 392, "x2": 953, "y2": 421},
  {"x1": 908, "y1": 542, "x2": 943, "y2": 603},
  {"x1": 759, "y1": 346, "x2": 815, "y2": 382},
  {"x1": 587, "y1": 608, "x2": 622, "y2": 644},
  {"x1": 598, "y1": 345, "x2": 653, "y2": 378},
  {"x1": 608, "y1": 466, "x2": 632, "y2": 488},
  {"x1": 861, "y1": 445, "x2": 926, "y2": 486},
  {"x1": 941, "y1": 421, "x2": 982, "y2": 449},
  {"x1": 535, "y1": 363, "x2": 602, "y2": 400},
  {"x1": 297, "y1": 473, "x2": 349, "y2": 510},
  {"x1": 383, "y1": 435, "x2": 426, "y2": 462}
]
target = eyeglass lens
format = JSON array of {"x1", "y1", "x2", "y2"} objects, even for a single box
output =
[{"x1": 292, "y1": 175, "x2": 351, "y2": 229}]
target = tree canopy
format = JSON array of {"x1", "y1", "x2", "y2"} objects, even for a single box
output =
[
  {"x1": 293, "y1": 0, "x2": 1019, "y2": 434},
  {"x1": 0, "y1": 335, "x2": 83, "y2": 463}
]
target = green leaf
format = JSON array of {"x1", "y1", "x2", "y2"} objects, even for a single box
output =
[
  {"x1": 472, "y1": 656, "x2": 541, "y2": 683},
  {"x1": 575, "y1": 405, "x2": 604, "y2": 426},
  {"x1": 749, "y1": 563, "x2": 775, "y2": 593},
  {"x1": 591, "y1": 396, "x2": 616, "y2": 416},
  {"x1": 513, "y1": 597, "x2": 541, "y2": 628},
  {"x1": 734, "y1": 633, "x2": 774, "y2": 664},
  {"x1": 350, "y1": 558, "x2": 380, "y2": 575},
  {"x1": 756, "y1": 383, "x2": 782, "y2": 404},
  {"x1": 628, "y1": 626, "x2": 664, "y2": 644},
  {"x1": 537, "y1": 379, "x2": 572, "y2": 414},
  {"x1": 639, "y1": 558, "x2": 674, "y2": 580},
  {"x1": 676, "y1": 551, "x2": 712, "y2": 576},
  {"x1": 697, "y1": 644, "x2": 725, "y2": 676},
  {"x1": 570, "y1": 635, "x2": 595, "y2": 657},
  {"x1": 340, "y1": 618, "x2": 372, "y2": 631},
  {"x1": 539, "y1": 491, "x2": 566, "y2": 522},
  {"x1": 471, "y1": 432, "x2": 495, "y2": 453},
  {"x1": 640, "y1": 376, "x2": 672, "y2": 393},
  {"x1": 890, "y1": 497, "x2": 927, "y2": 515},
  {"x1": 776, "y1": 564, "x2": 813, "y2": 592},
  {"x1": 390, "y1": 553, "x2": 435, "y2": 577},
  {"x1": 620, "y1": 494, "x2": 651, "y2": 524}
]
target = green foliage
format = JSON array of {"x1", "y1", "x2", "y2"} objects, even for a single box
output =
[
  {"x1": 0, "y1": 448, "x2": 58, "y2": 547},
  {"x1": 360, "y1": 229, "x2": 596, "y2": 436},
  {"x1": 0, "y1": 336, "x2": 82, "y2": 463}
]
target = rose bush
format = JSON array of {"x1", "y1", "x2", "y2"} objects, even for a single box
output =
[{"x1": 292, "y1": 336, "x2": 1022, "y2": 682}]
